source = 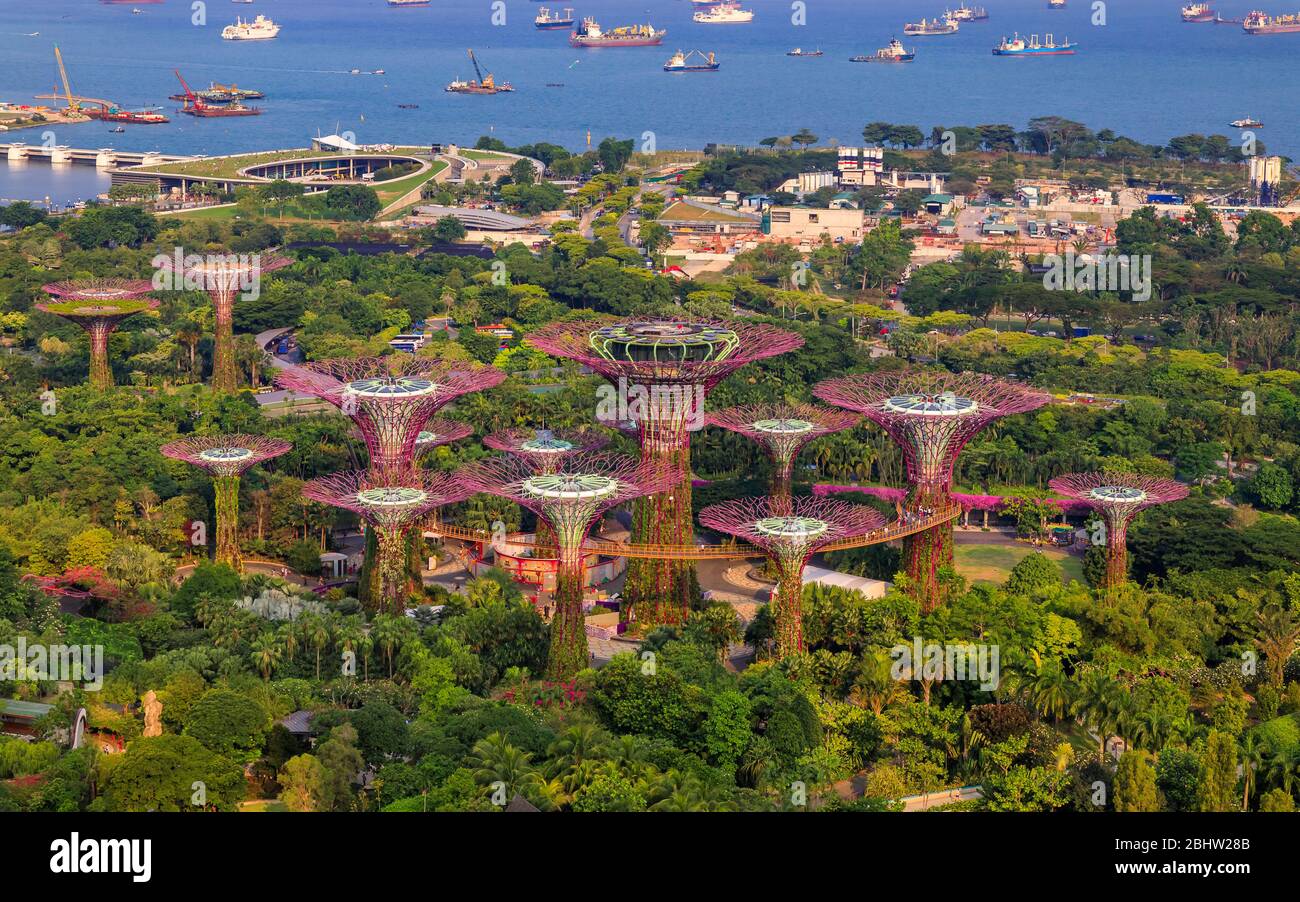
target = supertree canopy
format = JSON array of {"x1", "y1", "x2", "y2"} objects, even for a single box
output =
[
  {"x1": 699, "y1": 497, "x2": 886, "y2": 659},
  {"x1": 160, "y1": 434, "x2": 292, "y2": 570},
  {"x1": 461, "y1": 451, "x2": 676, "y2": 679},
  {"x1": 707, "y1": 402, "x2": 860, "y2": 500},
  {"x1": 154, "y1": 253, "x2": 292, "y2": 393},
  {"x1": 1048, "y1": 472, "x2": 1189, "y2": 593},
  {"x1": 275, "y1": 357, "x2": 505, "y2": 478},
  {"x1": 815, "y1": 370, "x2": 1052, "y2": 610},
  {"x1": 40, "y1": 280, "x2": 158, "y2": 389},
  {"x1": 353, "y1": 417, "x2": 475, "y2": 461},
  {"x1": 529, "y1": 319, "x2": 803, "y2": 630},
  {"x1": 303, "y1": 469, "x2": 470, "y2": 613}
]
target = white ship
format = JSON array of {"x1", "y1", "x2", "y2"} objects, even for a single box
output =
[
  {"x1": 221, "y1": 15, "x2": 281, "y2": 41},
  {"x1": 693, "y1": 3, "x2": 754, "y2": 24}
]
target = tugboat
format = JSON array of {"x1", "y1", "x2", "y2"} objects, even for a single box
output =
[
  {"x1": 786, "y1": 47, "x2": 824, "y2": 56},
  {"x1": 1181, "y1": 3, "x2": 1215, "y2": 22},
  {"x1": 535, "y1": 7, "x2": 575, "y2": 30},
  {"x1": 446, "y1": 49, "x2": 514, "y2": 94},
  {"x1": 850, "y1": 38, "x2": 916, "y2": 62},
  {"x1": 904, "y1": 16, "x2": 959, "y2": 35},
  {"x1": 570, "y1": 18, "x2": 666, "y2": 46},
  {"x1": 1231, "y1": 117, "x2": 1264, "y2": 128},
  {"x1": 993, "y1": 33, "x2": 1077, "y2": 54},
  {"x1": 663, "y1": 49, "x2": 720, "y2": 71}
]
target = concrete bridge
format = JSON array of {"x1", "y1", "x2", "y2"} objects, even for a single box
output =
[{"x1": 0, "y1": 141, "x2": 190, "y2": 169}]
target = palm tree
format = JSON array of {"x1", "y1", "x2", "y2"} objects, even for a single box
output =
[
  {"x1": 1254, "y1": 607, "x2": 1300, "y2": 688},
  {"x1": 300, "y1": 613, "x2": 332, "y2": 679},
  {"x1": 371, "y1": 614, "x2": 404, "y2": 678},
  {"x1": 1240, "y1": 733, "x2": 1265, "y2": 811},
  {"x1": 468, "y1": 732, "x2": 543, "y2": 801},
  {"x1": 1028, "y1": 661, "x2": 1073, "y2": 724},
  {"x1": 250, "y1": 631, "x2": 281, "y2": 681},
  {"x1": 1073, "y1": 671, "x2": 1125, "y2": 760}
]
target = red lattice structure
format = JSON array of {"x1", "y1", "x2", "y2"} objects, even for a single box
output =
[
  {"x1": 461, "y1": 451, "x2": 676, "y2": 679},
  {"x1": 302, "y1": 469, "x2": 471, "y2": 613},
  {"x1": 1048, "y1": 472, "x2": 1189, "y2": 593},
  {"x1": 699, "y1": 497, "x2": 887, "y2": 658},
  {"x1": 529, "y1": 319, "x2": 803, "y2": 629},
  {"x1": 160, "y1": 434, "x2": 292, "y2": 571},
  {"x1": 707, "y1": 402, "x2": 860, "y2": 500},
  {"x1": 39, "y1": 280, "x2": 158, "y2": 389},
  {"x1": 275, "y1": 357, "x2": 505, "y2": 479},
  {"x1": 351, "y1": 417, "x2": 475, "y2": 461},
  {"x1": 815, "y1": 370, "x2": 1052, "y2": 610},
  {"x1": 153, "y1": 252, "x2": 292, "y2": 393}
]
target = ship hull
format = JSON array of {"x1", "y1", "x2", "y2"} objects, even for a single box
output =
[
  {"x1": 570, "y1": 36, "x2": 665, "y2": 46},
  {"x1": 993, "y1": 46, "x2": 1076, "y2": 55},
  {"x1": 536, "y1": 22, "x2": 574, "y2": 29},
  {"x1": 1244, "y1": 24, "x2": 1300, "y2": 33},
  {"x1": 664, "y1": 64, "x2": 720, "y2": 71},
  {"x1": 85, "y1": 110, "x2": 169, "y2": 124}
]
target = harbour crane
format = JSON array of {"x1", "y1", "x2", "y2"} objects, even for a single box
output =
[
  {"x1": 467, "y1": 49, "x2": 497, "y2": 91},
  {"x1": 54, "y1": 46, "x2": 78, "y2": 113}
]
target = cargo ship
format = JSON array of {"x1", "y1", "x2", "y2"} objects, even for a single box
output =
[
  {"x1": 786, "y1": 47, "x2": 824, "y2": 56},
  {"x1": 904, "y1": 16, "x2": 959, "y2": 35},
  {"x1": 1181, "y1": 3, "x2": 1215, "y2": 21},
  {"x1": 221, "y1": 15, "x2": 280, "y2": 40},
  {"x1": 1243, "y1": 10, "x2": 1300, "y2": 32},
  {"x1": 664, "y1": 49, "x2": 720, "y2": 71},
  {"x1": 535, "y1": 7, "x2": 575, "y2": 29},
  {"x1": 850, "y1": 38, "x2": 916, "y2": 62},
  {"x1": 446, "y1": 49, "x2": 514, "y2": 94},
  {"x1": 570, "y1": 18, "x2": 666, "y2": 47},
  {"x1": 993, "y1": 33, "x2": 1077, "y2": 54},
  {"x1": 947, "y1": 4, "x2": 989, "y2": 21},
  {"x1": 693, "y1": 2, "x2": 754, "y2": 24}
]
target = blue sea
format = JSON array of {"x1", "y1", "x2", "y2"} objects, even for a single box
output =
[{"x1": 0, "y1": 0, "x2": 1293, "y2": 204}]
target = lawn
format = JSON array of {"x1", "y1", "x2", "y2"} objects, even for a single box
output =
[
  {"x1": 239, "y1": 799, "x2": 289, "y2": 812},
  {"x1": 953, "y1": 541, "x2": 1085, "y2": 587}
]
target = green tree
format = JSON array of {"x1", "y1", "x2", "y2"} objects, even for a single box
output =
[
  {"x1": 1114, "y1": 750, "x2": 1160, "y2": 812},
  {"x1": 703, "y1": 690, "x2": 753, "y2": 771},
  {"x1": 278, "y1": 753, "x2": 331, "y2": 812},
  {"x1": 183, "y1": 689, "x2": 271, "y2": 761},
  {"x1": 94, "y1": 735, "x2": 243, "y2": 811},
  {"x1": 1199, "y1": 730, "x2": 1238, "y2": 812}
]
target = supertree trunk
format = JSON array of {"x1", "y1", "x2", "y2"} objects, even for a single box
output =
[
  {"x1": 548, "y1": 548, "x2": 590, "y2": 680},
  {"x1": 902, "y1": 482, "x2": 952, "y2": 613},
  {"x1": 86, "y1": 321, "x2": 114, "y2": 390},
  {"x1": 771, "y1": 458, "x2": 795, "y2": 505},
  {"x1": 211, "y1": 297, "x2": 238, "y2": 394},
  {"x1": 374, "y1": 527, "x2": 409, "y2": 614},
  {"x1": 774, "y1": 561, "x2": 807, "y2": 658},
  {"x1": 1103, "y1": 512, "x2": 1129, "y2": 594},
  {"x1": 624, "y1": 445, "x2": 695, "y2": 628},
  {"x1": 212, "y1": 475, "x2": 243, "y2": 571},
  {"x1": 360, "y1": 528, "x2": 421, "y2": 610}
]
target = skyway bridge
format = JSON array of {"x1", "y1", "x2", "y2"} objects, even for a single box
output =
[{"x1": 0, "y1": 142, "x2": 191, "y2": 168}]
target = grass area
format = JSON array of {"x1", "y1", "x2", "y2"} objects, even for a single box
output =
[
  {"x1": 458, "y1": 149, "x2": 513, "y2": 161},
  {"x1": 375, "y1": 160, "x2": 447, "y2": 206},
  {"x1": 953, "y1": 542, "x2": 1084, "y2": 587},
  {"x1": 139, "y1": 146, "x2": 432, "y2": 180},
  {"x1": 239, "y1": 799, "x2": 289, "y2": 812},
  {"x1": 659, "y1": 200, "x2": 757, "y2": 223},
  {"x1": 158, "y1": 204, "x2": 241, "y2": 220}
]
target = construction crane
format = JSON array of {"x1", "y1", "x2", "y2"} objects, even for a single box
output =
[
  {"x1": 53, "y1": 46, "x2": 80, "y2": 114},
  {"x1": 468, "y1": 49, "x2": 495, "y2": 91}
]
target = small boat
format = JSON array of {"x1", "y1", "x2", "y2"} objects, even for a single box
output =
[
  {"x1": 1048, "y1": 0, "x2": 1066, "y2": 8},
  {"x1": 545, "y1": 82, "x2": 566, "y2": 87},
  {"x1": 1231, "y1": 117, "x2": 1263, "y2": 128},
  {"x1": 109, "y1": 126, "x2": 126, "y2": 133},
  {"x1": 664, "y1": 49, "x2": 720, "y2": 71},
  {"x1": 786, "y1": 47, "x2": 824, "y2": 56},
  {"x1": 397, "y1": 103, "x2": 420, "y2": 109},
  {"x1": 850, "y1": 38, "x2": 916, "y2": 62}
]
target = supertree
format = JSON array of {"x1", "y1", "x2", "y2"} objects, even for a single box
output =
[
  {"x1": 302, "y1": 469, "x2": 470, "y2": 613},
  {"x1": 529, "y1": 319, "x2": 803, "y2": 629},
  {"x1": 275, "y1": 357, "x2": 505, "y2": 479},
  {"x1": 39, "y1": 280, "x2": 158, "y2": 389},
  {"x1": 1048, "y1": 472, "x2": 1189, "y2": 594},
  {"x1": 352, "y1": 417, "x2": 475, "y2": 462},
  {"x1": 160, "y1": 434, "x2": 292, "y2": 571},
  {"x1": 707, "y1": 402, "x2": 860, "y2": 501},
  {"x1": 154, "y1": 252, "x2": 292, "y2": 393},
  {"x1": 461, "y1": 452, "x2": 676, "y2": 679},
  {"x1": 815, "y1": 370, "x2": 1051, "y2": 610},
  {"x1": 699, "y1": 497, "x2": 886, "y2": 659}
]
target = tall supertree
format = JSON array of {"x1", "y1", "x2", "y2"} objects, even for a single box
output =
[
  {"x1": 707, "y1": 402, "x2": 860, "y2": 501},
  {"x1": 353, "y1": 417, "x2": 475, "y2": 463},
  {"x1": 39, "y1": 280, "x2": 158, "y2": 389},
  {"x1": 154, "y1": 253, "x2": 292, "y2": 394},
  {"x1": 461, "y1": 452, "x2": 676, "y2": 679},
  {"x1": 1048, "y1": 472, "x2": 1189, "y2": 594},
  {"x1": 529, "y1": 319, "x2": 803, "y2": 629},
  {"x1": 275, "y1": 357, "x2": 505, "y2": 479},
  {"x1": 160, "y1": 434, "x2": 292, "y2": 571},
  {"x1": 699, "y1": 497, "x2": 886, "y2": 659},
  {"x1": 815, "y1": 371, "x2": 1051, "y2": 610},
  {"x1": 302, "y1": 469, "x2": 470, "y2": 613}
]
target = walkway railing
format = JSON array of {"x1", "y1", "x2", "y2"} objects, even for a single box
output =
[{"x1": 428, "y1": 502, "x2": 962, "y2": 561}]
